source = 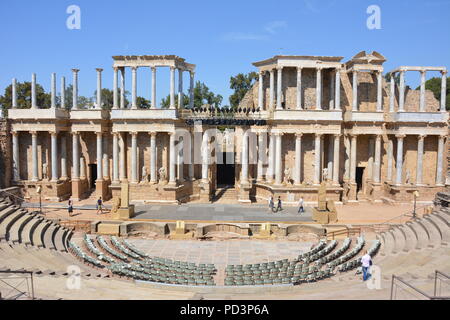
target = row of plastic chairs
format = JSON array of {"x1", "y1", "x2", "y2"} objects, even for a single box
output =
[
  {"x1": 97, "y1": 236, "x2": 129, "y2": 262},
  {"x1": 338, "y1": 240, "x2": 381, "y2": 272},
  {"x1": 69, "y1": 242, "x2": 104, "y2": 268},
  {"x1": 111, "y1": 236, "x2": 141, "y2": 259},
  {"x1": 122, "y1": 239, "x2": 149, "y2": 258},
  {"x1": 318, "y1": 238, "x2": 352, "y2": 265},
  {"x1": 327, "y1": 236, "x2": 365, "y2": 270},
  {"x1": 298, "y1": 240, "x2": 327, "y2": 260},
  {"x1": 303, "y1": 240, "x2": 337, "y2": 264}
]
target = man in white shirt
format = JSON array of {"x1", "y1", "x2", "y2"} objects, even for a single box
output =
[
  {"x1": 298, "y1": 197, "x2": 304, "y2": 214},
  {"x1": 360, "y1": 250, "x2": 372, "y2": 281}
]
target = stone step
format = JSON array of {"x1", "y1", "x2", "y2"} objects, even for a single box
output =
[
  {"x1": 406, "y1": 221, "x2": 429, "y2": 250},
  {"x1": 426, "y1": 214, "x2": 450, "y2": 244},
  {"x1": 0, "y1": 205, "x2": 19, "y2": 224},
  {"x1": 8, "y1": 212, "x2": 36, "y2": 243},
  {"x1": 23, "y1": 217, "x2": 44, "y2": 246},
  {"x1": 435, "y1": 211, "x2": 450, "y2": 223},
  {"x1": 398, "y1": 225, "x2": 417, "y2": 253},
  {"x1": 0, "y1": 209, "x2": 27, "y2": 241},
  {"x1": 43, "y1": 224, "x2": 58, "y2": 250},
  {"x1": 32, "y1": 220, "x2": 52, "y2": 247},
  {"x1": 420, "y1": 217, "x2": 443, "y2": 248},
  {"x1": 53, "y1": 227, "x2": 68, "y2": 252},
  {"x1": 391, "y1": 227, "x2": 406, "y2": 254}
]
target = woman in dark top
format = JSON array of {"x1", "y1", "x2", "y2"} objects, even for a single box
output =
[{"x1": 68, "y1": 200, "x2": 73, "y2": 217}]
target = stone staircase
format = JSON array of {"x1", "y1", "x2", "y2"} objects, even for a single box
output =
[{"x1": 212, "y1": 187, "x2": 237, "y2": 203}]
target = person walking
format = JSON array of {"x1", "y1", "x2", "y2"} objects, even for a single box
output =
[
  {"x1": 276, "y1": 196, "x2": 282, "y2": 212},
  {"x1": 298, "y1": 197, "x2": 304, "y2": 214},
  {"x1": 360, "y1": 250, "x2": 372, "y2": 281},
  {"x1": 96, "y1": 197, "x2": 103, "y2": 215},
  {"x1": 68, "y1": 199, "x2": 74, "y2": 217},
  {"x1": 268, "y1": 196, "x2": 274, "y2": 213}
]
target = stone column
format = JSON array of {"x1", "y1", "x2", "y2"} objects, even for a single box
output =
[
  {"x1": 120, "y1": 68, "x2": 125, "y2": 109},
  {"x1": 12, "y1": 78, "x2": 17, "y2": 108},
  {"x1": 395, "y1": 134, "x2": 405, "y2": 185},
  {"x1": 367, "y1": 138, "x2": 374, "y2": 182},
  {"x1": 72, "y1": 132, "x2": 80, "y2": 180},
  {"x1": 131, "y1": 132, "x2": 138, "y2": 183},
  {"x1": 296, "y1": 67, "x2": 303, "y2": 110},
  {"x1": 72, "y1": 69, "x2": 79, "y2": 110},
  {"x1": 112, "y1": 133, "x2": 119, "y2": 183},
  {"x1": 59, "y1": 136, "x2": 67, "y2": 179},
  {"x1": 31, "y1": 73, "x2": 37, "y2": 109},
  {"x1": 399, "y1": 70, "x2": 405, "y2": 112},
  {"x1": 419, "y1": 70, "x2": 426, "y2": 112},
  {"x1": 269, "y1": 69, "x2": 275, "y2": 110},
  {"x1": 149, "y1": 132, "x2": 157, "y2": 183},
  {"x1": 436, "y1": 135, "x2": 445, "y2": 185},
  {"x1": 169, "y1": 132, "x2": 176, "y2": 184},
  {"x1": 329, "y1": 70, "x2": 335, "y2": 109},
  {"x1": 119, "y1": 132, "x2": 126, "y2": 181},
  {"x1": 202, "y1": 132, "x2": 209, "y2": 182},
  {"x1": 314, "y1": 133, "x2": 322, "y2": 184},
  {"x1": 257, "y1": 132, "x2": 265, "y2": 182},
  {"x1": 316, "y1": 68, "x2": 322, "y2": 110},
  {"x1": 258, "y1": 71, "x2": 264, "y2": 110},
  {"x1": 335, "y1": 68, "x2": 341, "y2": 110},
  {"x1": 350, "y1": 134, "x2": 357, "y2": 183},
  {"x1": 294, "y1": 133, "x2": 302, "y2": 185},
  {"x1": 389, "y1": 73, "x2": 395, "y2": 112},
  {"x1": 387, "y1": 137, "x2": 393, "y2": 182},
  {"x1": 352, "y1": 70, "x2": 358, "y2": 111},
  {"x1": 344, "y1": 135, "x2": 350, "y2": 181},
  {"x1": 327, "y1": 135, "x2": 334, "y2": 179},
  {"x1": 276, "y1": 67, "x2": 283, "y2": 110},
  {"x1": 113, "y1": 67, "x2": 119, "y2": 109},
  {"x1": 96, "y1": 132, "x2": 103, "y2": 183},
  {"x1": 12, "y1": 132, "x2": 20, "y2": 181},
  {"x1": 333, "y1": 134, "x2": 341, "y2": 185},
  {"x1": 80, "y1": 157, "x2": 86, "y2": 180},
  {"x1": 51, "y1": 73, "x2": 56, "y2": 109},
  {"x1": 178, "y1": 69, "x2": 183, "y2": 109},
  {"x1": 189, "y1": 71, "x2": 194, "y2": 109},
  {"x1": 102, "y1": 136, "x2": 109, "y2": 180},
  {"x1": 275, "y1": 133, "x2": 283, "y2": 185},
  {"x1": 177, "y1": 138, "x2": 184, "y2": 183},
  {"x1": 96, "y1": 68, "x2": 103, "y2": 109},
  {"x1": 151, "y1": 67, "x2": 157, "y2": 109},
  {"x1": 61, "y1": 76, "x2": 66, "y2": 110},
  {"x1": 416, "y1": 135, "x2": 425, "y2": 185},
  {"x1": 441, "y1": 70, "x2": 447, "y2": 112},
  {"x1": 188, "y1": 134, "x2": 194, "y2": 180},
  {"x1": 376, "y1": 71, "x2": 383, "y2": 112},
  {"x1": 31, "y1": 132, "x2": 38, "y2": 181},
  {"x1": 373, "y1": 135, "x2": 381, "y2": 183},
  {"x1": 241, "y1": 132, "x2": 249, "y2": 183},
  {"x1": 51, "y1": 132, "x2": 58, "y2": 182},
  {"x1": 170, "y1": 66, "x2": 176, "y2": 109},
  {"x1": 267, "y1": 133, "x2": 275, "y2": 183},
  {"x1": 131, "y1": 67, "x2": 137, "y2": 109}
]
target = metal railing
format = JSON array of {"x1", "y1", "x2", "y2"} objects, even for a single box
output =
[
  {"x1": 0, "y1": 270, "x2": 35, "y2": 300},
  {"x1": 390, "y1": 272, "x2": 450, "y2": 300},
  {"x1": 434, "y1": 270, "x2": 450, "y2": 298},
  {"x1": 326, "y1": 227, "x2": 361, "y2": 240}
]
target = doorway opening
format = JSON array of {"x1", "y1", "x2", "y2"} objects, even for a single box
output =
[
  {"x1": 356, "y1": 167, "x2": 364, "y2": 193},
  {"x1": 216, "y1": 152, "x2": 235, "y2": 187},
  {"x1": 88, "y1": 164, "x2": 97, "y2": 189}
]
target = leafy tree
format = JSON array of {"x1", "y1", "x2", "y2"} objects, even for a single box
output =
[
  {"x1": 415, "y1": 76, "x2": 450, "y2": 110},
  {"x1": 136, "y1": 96, "x2": 151, "y2": 109},
  {"x1": 160, "y1": 81, "x2": 222, "y2": 108},
  {"x1": 0, "y1": 81, "x2": 51, "y2": 114},
  {"x1": 229, "y1": 72, "x2": 258, "y2": 108},
  {"x1": 384, "y1": 72, "x2": 400, "y2": 85}
]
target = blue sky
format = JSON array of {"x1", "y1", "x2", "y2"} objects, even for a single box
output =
[{"x1": 0, "y1": 0, "x2": 449, "y2": 105}]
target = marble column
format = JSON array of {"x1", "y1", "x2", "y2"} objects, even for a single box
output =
[
  {"x1": 188, "y1": 134, "x2": 194, "y2": 181},
  {"x1": 267, "y1": 133, "x2": 275, "y2": 183},
  {"x1": 335, "y1": 69, "x2": 341, "y2": 110},
  {"x1": 72, "y1": 69, "x2": 79, "y2": 110},
  {"x1": 368, "y1": 138, "x2": 374, "y2": 182},
  {"x1": 178, "y1": 69, "x2": 183, "y2": 109},
  {"x1": 189, "y1": 71, "x2": 194, "y2": 109},
  {"x1": 96, "y1": 68, "x2": 103, "y2": 109},
  {"x1": 276, "y1": 67, "x2": 283, "y2": 110},
  {"x1": 113, "y1": 67, "x2": 119, "y2": 109},
  {"x1": 441, "y1": 71, "x2": 447, "y2": 112},
  {"x1": 389, "y1": 73, "x2": 395, "y2": 112},
  {"x1": 12, "y1": 78, "x2": 17, "y2": 108},
  {"x1": 314, "y1": 133, "x2": 322, "y2": 184},
  {"x1": 387, "y1": 137, "x2": 393, "y2": 182},
  {"x1": 96, "y1": 132, "x2": 103, "y2": 182},
  {"x1": 344, "y1": 135, "x2": 350, "y2": 181},
  {"x1": 51, "y1": 73, "x2": 56, "y2": 109},
  {"x1": 80, "y1": 157, "x2": 86, "y2": 180},
  {"x1": 170, "y1": 67, "x2": 176, "y2": 109},
  {"x1": 329, "y1": 71, "x2": 335, "y2": 109},
  {"x1": 120, "y1": 68, "x2": 125, "y2": 109},
  {"x1": 241, "y1": 132, "x2": 249, "y2": 183},
  {"x1": 376, "y1": 71, "x2": 383, "y2": 112},
  {"x1": 416, "y1": 135, "x2": 425, "y2": 185},
  {"x1": 436, "y1": 135, "x2": 445, "y2": 185},
  {"x1": 103, "y1": 137, "x2": 109, "y2": 180},
  {"x1": 31, "y1": 132, "x2": 38, "y2": 181},
  {"x1": 269, "y1": 69, "x2": 275, "y2": 110},
  {"x1": 274, "y1": 133, "x2": 283, "y2": 185},
  {"x1": 131, "y1": 67, "x2": 137, "y2": 109},
  {"x1": 327, "y1": 135, "x2": 334, "y2": 179},
  {"x1": 202, "y1": 132, "x2": 209, "y2": 182},
  {"x1": 131, "y1": 132, "x2": 138, "y2": 183},
  {"x1": 61, "y1": 76, "x2": 66, "y2": 110},
  {"x1": 352, "y1": 70, "x2": 358, "y2": 111},
  {"x1": 151, "y1": 67, "x2": 157, "y2": 109},
  {"x1": 399, "y1": 71, "x2": 405, "y2": 112},
  {"x1": 350, "y1": 135, "x2": 357, "y2": 183},
  {"x1": 257, "y1": 132, "x2": 264, "y2": 182},
  {"x1": 149, "y1": 132, "x2": 157, "y2": 183},
  {"x1": 169, "y1": 132, "x2": 176, "y2": 184},
  {"x1": 258, "y1": 71, "x2": 264, "y2": 110},
  {"x1": 395, "y1": 134, "x2": 405, "y2": 185},
  {"x1": 12, "y1": 132, "x2": 20, "y2": 181},
  {"x1": 294, "y1": 133, "x2": 302, "y2": 185},
  {"x1": 60, "y1": 135, "x2": 67, "y2": 180},
  {"x1": 296, "y1": 67, "x2": 303, "y2": 110},
  {"x1": 333, "y1": 134, "x2": 340, "y2": 185},
  {"x1": 112, "y1": 133, "x2": 119, "y2": 183},
  {"x1": 373, "y1": 135, "x2": 381, "y2": 183},
  {"x1": 177, "y1": 138, "x2": 184, "y2": 183},
  {"x1": 119, "y1": 133, "x2": 126, "y2": 181},
  {"x1": 72, "y1": 132, "x2": 80, "y2": 180},
  {"x1": 31, "y1": 73, "x2": 37, "y2": 109},
  {"x1": 316, "y1": 68, "x2": 322, "y2": 110},
  {"x1": 51, "y1": 132, "x2": 58, "y2": 182},
  {"x1": 419, "y1": 70, "x2": 426, "y2": 112}
]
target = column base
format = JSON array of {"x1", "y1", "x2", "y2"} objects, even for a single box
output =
[{"x1": 71, "y1": 179, "x2": 84, "y2": 201}]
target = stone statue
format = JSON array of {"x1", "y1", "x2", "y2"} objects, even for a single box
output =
[
  {"x1": 42, "y1": 163, "x2": 48, "y2": 180},
  {"x1": 284, "y1": 167, "x2": 292, "y2": 185},
  {"x1": 158, "y1": 167, "x2": 167, "y2": 183},
  {"x1": 405, "y1": 170, "x2": 411, "y2": 184},
  {"x1": 322, "y1": 168, "x2": 329, "y2": 182},
  {"x1": 141, "y1": 166, "x2": 149, "y2": 182},
  {"x1": 111, "y1": 197, "x2": 121, "y2": 215}
]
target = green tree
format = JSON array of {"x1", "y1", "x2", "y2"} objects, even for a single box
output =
[
  {"x1": 229, "y1": 72, "x2": 258, "y2": 108},
  {"x1": 160, "y1": 81, "x2": 222, "y2": 108},
  {"x1": 384, "y1": 72, "x2": 400, "y2": 85},
  {"x1": 136, "y1": 96, "x2": 151, "y2": 109},
  {"x1": 415, "y1": 76, "x2": 450, "y2": 110},
  {"x1": 0, "y1": 81, "x2": 51, "y2": 114}
]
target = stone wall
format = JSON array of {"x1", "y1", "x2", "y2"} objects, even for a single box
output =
[{"x1": 0, "y1": 120, "x2": 11, "y2": 189}]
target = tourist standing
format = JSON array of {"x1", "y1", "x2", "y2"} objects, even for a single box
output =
[
  {"x1": 68, "y1": 199, "x2": 73, "y2": 217},
  {"x1": 276, "y1": 196, "x2": 282, "y2": 212},
  {"x1": 360, "y1": 250, "x2": 372, "y2": 281},
  {"x1": 268, "y1": 196, "x2": 274, "y2": 213},
  {"x1": 298, "y1": 197, "x2": 304, "y2": 214},
  {"x1": 96, "y1": 197, "x2": 103, "y2": 215}
]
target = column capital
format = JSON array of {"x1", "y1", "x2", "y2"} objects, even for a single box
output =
[
  {"x1": 131, "y1": 66, "x2": 138, "y2": 71},
  {"x1": 50, "y1": 131, "x2": 58, "y2": 136},
  {"x1": 316, "y1": 66, "x2": 323, "y2": 72},
  {"x1": 30, "y1": 131, "x2": 38, "y2": 136},
  {"x1": 96, "y1": 68, "x2": 103, "y2": 73},
  {"x1": 441, "y1": 70, "x2": 448, "y2": 76},
  {"x1": 151, "y1": 66, "x2": 157, "y2": 72},
  {"x1": 170, "y1": 66, "x2": 176, "y2": 71},
  {"x1": 315, "y1": 133, "x2": 323, "y2": 138},
  {"x1": 112, "y1": 131, "x2": 120, "y2": 137},
  {"x1": 418, "y1": 134, "x2": 427, "y2": 140},
  {"x1": 295, "y1": 133, "x2": 303, "y2": 138},
  {"x1": 439, "y1": 134, "x2": 447, "y2": 139},
  {"x1": 273, "y1": 132, "x2": 284, "y2": 137},
  {"x1": 276, "y1": 66, "x2": 283, "y2": 71},
  {"x1": 131, "y1": 131, "x2": 138, "y2": 137},
  {"x1": 113, "y1": 66, "x2": 119, "y2": 71},
  {"x1": 259, "y1": 70, "x2": 264, "y2": 76},
  {"x1": 95, "y1": 131, "x2": 103, "y2": 137},
  {"x1": 12, "y1": 131, "x2": 19, "y2": 137},
  {"x1": 375, "y1": 134, "x2": 382, "y2": 140},
  {"x1": 148, "y1": 131, "x2": 157, "y2": 137},
  {"x1": 71, "y1": 131, "x2": 79, "y2": 136},
  {"x1": 297, "y1": 66, "x2": 303, "y2": 72},
  {"x1": 71, "y1": 68, "x2": 80, "y2": 73},
  {"x1": 334, "y1": 133, "x2": 342, "y2": 138},
  {"x1": 395, "y1": 134, "x2": 406, "y2": 139},
  {"x1": 189, "y1": 70, "x2": 195, "y2": 76},
  {"x1": 420, "y1": 69, "x2": 427, "y2": 75}
]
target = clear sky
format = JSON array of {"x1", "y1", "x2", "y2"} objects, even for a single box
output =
[{"x1": 0, "y1": 0, "x2": 449, "y2": 105}]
